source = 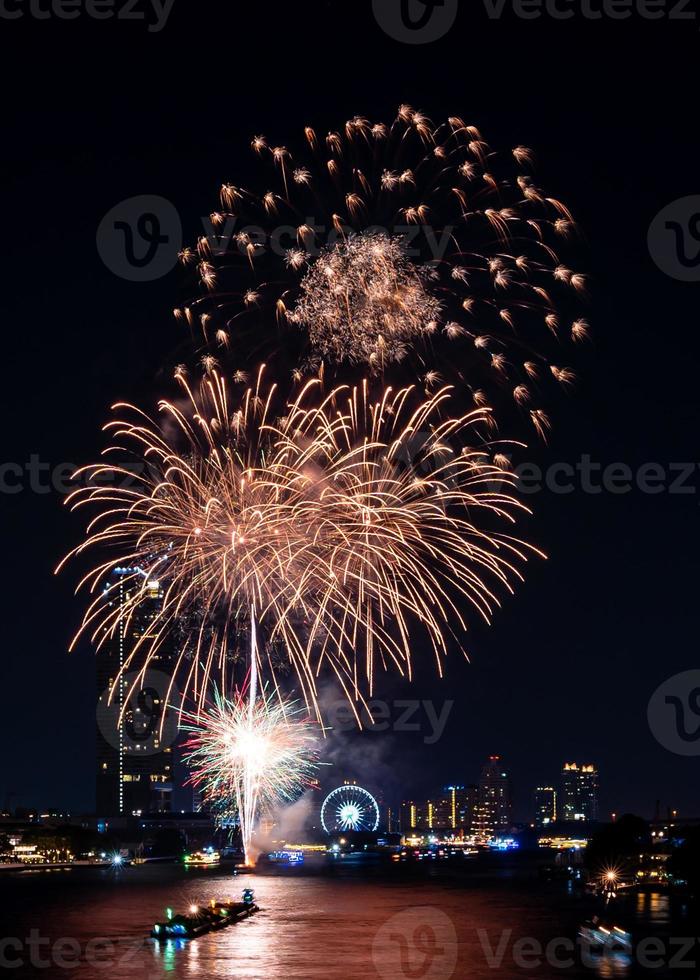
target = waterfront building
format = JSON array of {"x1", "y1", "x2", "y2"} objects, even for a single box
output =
[
  {"x1": 533, "y1": 786, "x2": 557, "y2": 827},
  {"x1": 473, "y1": 756, "x2": 512, "y2": 841},
  {"x1": 560, "y1": 763, "x2": 599, "y2": 823},
  {"x1": 96, "y1": 569, "x2": 177, "y2": 816},
  {"x1": 442, "y1": 785, "x2": 479, "y2": 832}
]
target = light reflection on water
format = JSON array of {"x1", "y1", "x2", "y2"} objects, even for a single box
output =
[
  {"x1": 634, "y1": 890, "x2": 670, "y2": 925},
  {"x1": 0, "y1": 865, "x2": 688, "y2": 980}
]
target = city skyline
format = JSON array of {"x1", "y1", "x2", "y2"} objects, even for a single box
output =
[{"x1": 399, "y1": 756, "x2": 604, "y2": 837}]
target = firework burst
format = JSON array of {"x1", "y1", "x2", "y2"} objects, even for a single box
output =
[
  {"x1": 181, "y1": 685, "x2": 319, "y2": 865},
  {"x1": 290, "y1": 232, "x2": 442, "y2": 367},
  {"x1": 177, "y1": 106, "x2": 588, "y2": 437},
  {"x1": 58, "y1": 366, "x2": 541, "y2": 721}
]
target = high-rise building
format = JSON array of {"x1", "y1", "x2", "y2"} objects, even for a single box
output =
[
  {"x1": 430, "y1": 795, "x2": 453, "y2": 829},
  {"x1": 96, "y1": 569, "x2": 178, "y2": 817},
  {"x1": 465, "y1": 784, "x2": 479, "y2": 832},
  {"x1": 443, "y1": 785, "x2": 479, "y2": 832},
  {"x1": 533, "y1": 786, "x2": 557, "y2": 827},
  {"x1": 560, "y1": 763, "x2": 599, "y2": 823},
  {"x1": 473, "y1": 755, "x2": 512, "y2": 841},
  {"x1": 400, "y1": 800, "x2": 421, "y2": 832},
  {"x1": 399, "y1": 798, "x2": 443, "y2": 832}
]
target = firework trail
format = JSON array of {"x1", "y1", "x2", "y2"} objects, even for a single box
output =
[
  {"x1": 57, "y1": 366, "x2": 541, "y2": 721},
  {"x1": 181, "y1": 680, "x2": 319, "y2": 865},
  {"x1": 176, "y1": 106, "x2": 588, "y2": 439}
]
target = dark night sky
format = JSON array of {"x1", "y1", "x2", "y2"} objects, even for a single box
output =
[{"x1": 1, "y1": 2, "x2": 699, "y2": 822}]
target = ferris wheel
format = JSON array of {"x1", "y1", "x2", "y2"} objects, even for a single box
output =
[{"x1": 320, "y1": 784, "x2": 380, "y2": 833}]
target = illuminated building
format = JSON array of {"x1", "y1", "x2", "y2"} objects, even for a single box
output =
[
  {"x1": 443, "y1": 785, "x2": 478, "y2": 832},
  {"x1": 399, "y1": 799, "x2": 438, "y2": 831},
  {"x1": 431, "y1": 796, "x2": 452, "y2": 829},
  {"x1": 400, "y1": 799, "x2": 430, "y2": 831},
  {"x1": 560, "y1": 763, "x2": 599, "y2": 823},
  {"x1": 400, "y1": 784, "x2": 480, "y2": 834},
  {"x1": 399, "y1": 796, "x2": 446, "y2": 832},
  {"x1": 96, "y1": 569, "x2": 177, "y2": 816},
  {"x1": 400, "y1": 800, "x2": 417, "y2": 832},
  {"x1": 533, "y1": 787, "x2": 557, "y2": 827},
  {"x1": 473, "y1": 756, "x2": 512, "y2": 841},
  {"x1": 537, "y1": 835, "x2": 589, "y2": 851}
]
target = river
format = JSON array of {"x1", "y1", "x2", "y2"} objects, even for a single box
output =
[{"x1": 0, "y1": 856, "x2": 693, "y2": 979}]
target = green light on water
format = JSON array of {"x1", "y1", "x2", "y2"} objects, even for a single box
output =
[{"x1": 164, "y1": 940, "x2": 176, "y2": 972}]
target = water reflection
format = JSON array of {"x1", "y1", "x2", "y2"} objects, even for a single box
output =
[
  {"x1": 634, "y1": 891, "x2": 670, "y2": 924},
  {"x1": 593, "y1": 952, "x2": 632, "y2": 979},
  {"x1": 0, "y1": 867, "x2": 689, "y2": 980}
]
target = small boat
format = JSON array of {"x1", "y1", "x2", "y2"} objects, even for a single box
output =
[
  {"x1": 183, "y1": 849, "x2": 221, "y2": 867},
  {"x1": 151, "y1": 889, "x2": 258, "y2": 940},
  {"x1": 262, "y1": 850, "x2": 305, "y2": 867}
]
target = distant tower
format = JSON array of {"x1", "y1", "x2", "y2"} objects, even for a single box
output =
[
  {"x1": 560, "y1": 763, "x2": 599, "y2": 823},
  {"x1": 533, "y1": 787, "x2": 557, "y2": 827},
  {"x1": 96, "y1": 569, "x2": 177, "y2": 817},
  {"x1": 473, "y1": 756, "x2": 512, "y2": 840}
]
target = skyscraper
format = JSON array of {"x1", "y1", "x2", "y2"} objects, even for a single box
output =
[
  {"x1": 96, "y1": 569, "x2": 178, "y2": 817},
  {"x1": 560, "y1": 763, "x2": 599, "y2": 823},
  {"x1": 473, "y1": 756, "x2": 512, "y2": 841},
  {"x1": 443, "y1": 785, "x2": 479, "y2": 832},
  {"x1": 400, "y1": 799, "x2": 421, "y2": 832},
  {"x1": 533, "y1": 786, "x2": 557, "y2": 827}
]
